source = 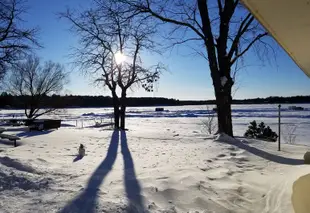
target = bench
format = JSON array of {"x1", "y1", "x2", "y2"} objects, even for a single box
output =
[{"x1": 0, "y1": 133, "x2": 21, "y2": 147}]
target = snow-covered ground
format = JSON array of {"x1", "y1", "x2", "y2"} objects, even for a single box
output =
[{"x1": 0, "y1": 104, "x2": 309, "y2": 212}]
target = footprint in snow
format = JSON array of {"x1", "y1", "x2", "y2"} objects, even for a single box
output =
[
  {"x1": 227, "y1": 147, "x2": 237, "y2": 151},
  {"x1": 227, "y1": 170, "x2": 234, "y2": 176},
  {"x1": 217, "y1": 154, "x2": 226, "y2": 158},
  {"x1": 37, "y1": 158, "x2": 47, "y2": 163}
]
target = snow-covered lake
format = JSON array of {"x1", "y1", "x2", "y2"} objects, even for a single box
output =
[{"x1": 1, "y1": 104, "x2": 310, "y2": 145}]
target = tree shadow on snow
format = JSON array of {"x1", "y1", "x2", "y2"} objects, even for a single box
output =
[
  {"x1": 230, "y1": 140, "x2": 304, "y2": 165},
  {"x1": 61, "y1": 123, "x2": 76, "y2": 127},
  {"x1": 121, "y1": 130, "x2": 145, "y2": 213},
  {"x1": 0, "y1": 156, "x2": 37, "y2": 173},
  {"x1": 60, "y1": 130, "x2": 145, "y2": 213},
  {"x1": 60, "y1": 130, "x2": 119, "y2": 213},
  {"x1": 16, "y1": 130, "x2": 54, "y2": 138}
]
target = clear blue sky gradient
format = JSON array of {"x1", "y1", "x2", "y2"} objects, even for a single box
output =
[{"x1": 21, "y1": 0, "x2": 310, "y2": 100}]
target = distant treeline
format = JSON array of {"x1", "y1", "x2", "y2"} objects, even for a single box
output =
[
  {"x1": 0, "y1": 94, "x2": 180, "y2": 108},
  {"x1": 0, "y1": 93, "x2": 310, "y2": 109}
]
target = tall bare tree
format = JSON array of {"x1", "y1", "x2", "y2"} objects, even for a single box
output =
[
  {"x1": 8, "y1": 55, "x2": 68, "y2": 119},
  {"x1": 115, "y1": 20, "x2": 161, "y2": 129},
  {"x1": 115, "y1": 0, "x2": 269, "y2": 136},
  {"x1": 61, "y1": 0, "x2": 162, "y2": 130},
  {"x1": 0, "y1": 0, "x2": 39, "y2": 81}
]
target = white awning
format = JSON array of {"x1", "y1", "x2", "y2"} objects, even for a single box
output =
[{"x1": 241, "y1": 0, "x2": 310, "y2": 77}]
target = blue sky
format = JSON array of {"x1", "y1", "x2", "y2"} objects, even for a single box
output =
[{"x1": 21, "y1": 0, "x2": 310, "y2": 100}]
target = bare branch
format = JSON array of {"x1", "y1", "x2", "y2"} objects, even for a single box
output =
[
  {"x1": 0, "y1": 0, "x2": 40, "y2": 80},
  {"x1": 231, "y1": 32, "x2": 268, "y2": 65},
  {"x1": 217, "y1": 0, "x2": 223, "y2": 14},
  {"x1": 227, "y1": 13, "x2": 253, "y2": 60},
  {"x1": 125, "y1": 0, "x2": 205, "y2": 39}
]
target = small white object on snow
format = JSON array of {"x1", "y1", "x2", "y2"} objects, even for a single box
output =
[
  {"x1": 78, "y1": 144, "x2": 85, "y2": 157},
  {"x1": 221, "y1": 76, "x2": 228, "y2": 87}
]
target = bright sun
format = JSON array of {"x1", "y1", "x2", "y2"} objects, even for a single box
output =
[{"x1": 114, "y1": 52, "x2": 126, "y2": 65}]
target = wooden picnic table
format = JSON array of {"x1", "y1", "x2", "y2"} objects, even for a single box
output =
[
  {"x1": 0, "y1": 128, "x2": 20, "y2": 147},
  {"x1": 0, "y1": 133, "x2": 20, "y2": 147},
  {"x1": 29, "y1": 119, "x2": 61, "y2": 131}
]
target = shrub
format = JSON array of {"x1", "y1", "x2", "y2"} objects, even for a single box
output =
[
  {"x1": 244, "y1": 120, "x2": 278, "y2": 142},
  {"x1": 202, "y1": 107, "x2": 217, "y2": 135}
]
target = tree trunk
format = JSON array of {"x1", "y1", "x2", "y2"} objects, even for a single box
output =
[
  {"x1": 120, "y1": 90, "x2": 127, "y2": 130},
  {"x1": 215, "y1": 89, "x2": 233, "y2": 137},
  {"x1": 25, "y1": 97, "x2": 36, "y2": 119},
  {"x1": 26, "y1": 107, "x2": 35, "y2": 119},
  {"x1": 113, "y1": 105, "x2": 120, "y2": 129},
  {"x1": 112, "y1": 91, "x2": 120, "y2": 129}
]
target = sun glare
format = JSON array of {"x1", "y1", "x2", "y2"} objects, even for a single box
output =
[{"x1": 115, "y1": 52, "x2": 126, "y2": 65}]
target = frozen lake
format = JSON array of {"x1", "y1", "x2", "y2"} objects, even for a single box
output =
[{"x1": 1, "y1": 104, "x2": 310, "y2": 144}]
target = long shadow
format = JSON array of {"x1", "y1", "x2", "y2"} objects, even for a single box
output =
[
  {"x1": 229, "y1": 140, "x2": 304, "y2": 165},
  {"x1": 60, "y1": 130, "x2": 119, "y2": 213},
  {"x1": 61, "y1": 123, "x2": 76, "y2": 127},
  {"x1": 121, "y1": 131, "x2": 145, "y2": 213},
  {"x1": 0, "y1": 156, "x2": 37, "y2": 173},
  {"x1": 16, "y1": 130, "x2": 54, "y2": 138}
]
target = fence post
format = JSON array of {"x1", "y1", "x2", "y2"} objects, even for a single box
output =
[{"x1": 278, "y1": 104, "x2": 281, "y2": 151}]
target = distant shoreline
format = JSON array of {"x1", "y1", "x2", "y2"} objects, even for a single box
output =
[{"x1": 0, "y1": 103, "x2": 309, "y2": 111}]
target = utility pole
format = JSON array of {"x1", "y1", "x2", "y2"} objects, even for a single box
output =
[{"x1": 278, "y1": 104, "x2": 281, "y2": 151}]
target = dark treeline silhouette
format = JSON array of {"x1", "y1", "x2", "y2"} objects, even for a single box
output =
[
  {"x1": 1, "y1": 93, "x2": 310, "y2": 109},
  {"x1": 181, "y1": 96, "x2": 310, "y2": 105},
  {"x1": 0, "y1": 93, "x2": 180, "y2": 108}
]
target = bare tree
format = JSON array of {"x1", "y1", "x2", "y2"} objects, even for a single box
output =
[
  {"x1": 283, "y1": 124, "x2": 298, "y2": 144},
  {"x1": 0, "y1": 0, "x2": 39, "y2": 81},
  {"x1": 8, "y1": 55, "x2": 68, "y2": 119},
  {"x1": 61, "y1": 6, "x2": 121, "y2": 128},
  {"x1": 116, "y1": 22, "x2": 162, "y2": 129},
  {"x1": 114, "y1": 0, "x2": 270, "y2": 136},
  {"x1": 61, "y1": 0, "x2": 162, "y2": 130},
  {"x1": 202, "y1": 106, "x2": 217, "y2": 135}
]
